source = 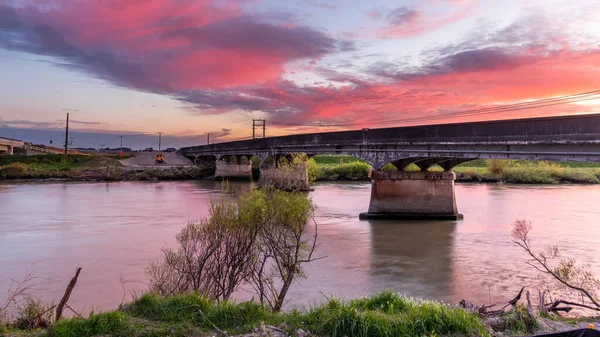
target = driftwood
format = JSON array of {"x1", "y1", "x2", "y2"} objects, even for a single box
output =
[
  {"x1": 56, "y1": 268, "x2": 82, "y2": 321},
  {"x1": 546, "y1": 300, "x2": 600, "y2": 313},
  {"x1": 460, "y1": 286, "x2": 527, "y2": 317}
]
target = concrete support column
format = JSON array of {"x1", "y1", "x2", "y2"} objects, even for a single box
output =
[
  {"x1": 359, "y1": 170, "x2": 462, "y2": 220},
  {"x1": 214, "y1": 160, "x2": 252, "y2": 180},
  {"x1": 7, "y1": 146, "x2": 13, "y2": 155},
  {"x1": 258, "y1": 163, "x2": 310, "y2": 191}
]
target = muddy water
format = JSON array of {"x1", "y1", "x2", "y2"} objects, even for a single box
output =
[{"x1": 1, "y1": 181, "x2": 599, "y2": 312}]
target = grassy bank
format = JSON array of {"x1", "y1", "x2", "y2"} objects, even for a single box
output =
[
  {"x1": 1, "y1": 292, "x2": 488, "y2": 337},
  {"x1": 310, "y1": 155, "x2": 600, "y2": 184},
  {"x1": 0, "y1": 155, "x2": 210, "y2": 181}
]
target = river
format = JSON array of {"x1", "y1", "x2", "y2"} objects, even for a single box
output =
[{"x1": 1, "y1": 181, "x2": 600, "y2": 313}]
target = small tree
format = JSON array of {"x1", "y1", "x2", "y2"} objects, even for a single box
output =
[
  {"x1": 146, "y1": 191, "x2": 260, "y2": 301},
  {"x1": 249, "y1": 188, "x2": 320, "y2": 312},
  {"x1": 512, "y1": 219, "x2": 600, "y2": 312}
]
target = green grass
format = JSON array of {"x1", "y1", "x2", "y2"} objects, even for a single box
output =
[
  {"x1": 312, "y1": 155, "x2": 362, "y2": 167},
  {"x1": 0, "y1": 155, "x2": 124, "y2": 179},
  {"x1": 37, "y1": 292, "x2": 487, "y2": 337},
  {"x1": 286, "y1": 292, "x2": 488, "y2": 337}
]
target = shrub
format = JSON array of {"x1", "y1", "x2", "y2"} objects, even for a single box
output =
[
  {"x1": 127, "y1": 293, "x2": 271, "y2": 331},
  {"x1": 14, "y1": 297, "x2": 54, "y2": 330},
  {"x1": 51, "y1": 311, "x2": 131, "y2": 337},
  {"x1": 486, "y1": 159, "x2": 507, "y2": 175},
  {"x1": 0, "y1": 162, "x2": 27, "y2": 178},
  {"x1": 294, "y1": 292, "x2": 487, "y2": 337}
]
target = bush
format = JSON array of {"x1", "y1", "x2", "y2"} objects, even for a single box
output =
[
  {"x1": 51, "y1": 311, "x2": 131, "y2": 337},
  {"x1": 14, "y1": 297, "x2": 54, "y2": 330},
  {"x1": 0, "y1": 162, "x2": 27, "y2": 178},
  {"x1": 127, "y1": 293, "x2": 271, "y2": 331},
  {"x1": 486, "y1": 159, "x2": 507, "y2": 175},
  {"x1": 294, "y1": 292, "x2": 487, "y2": 337}
]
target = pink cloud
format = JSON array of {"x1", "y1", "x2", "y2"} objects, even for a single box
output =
[{"x1": 379, "y1": 4, "x2": 474, "y2": 38}]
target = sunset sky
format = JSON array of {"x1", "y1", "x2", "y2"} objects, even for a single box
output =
[{"x1": 1, "y1": 0, "x2": 599, "y2": 148}]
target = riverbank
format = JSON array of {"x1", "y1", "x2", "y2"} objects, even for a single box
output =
[
  {"x1": 0, "y1": 155, "x2": 211, "y2": 182},
  {"x1": 309, "y1": 156, "x2": 600, "y2": 184},
  {"x1": 3, "y1": 292, "x2": 600, "y2": 337},
  {"x1": 2, "y1": 154, "x2": 600, "y2": 184}
]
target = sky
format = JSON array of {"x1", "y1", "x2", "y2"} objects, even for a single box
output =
[{"x1": 1, "y1": 0, "x2": 599, "y2": 149}]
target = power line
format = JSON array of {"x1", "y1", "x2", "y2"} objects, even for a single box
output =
[{"x1": 271, "y1": 90, "x2": 600, "y2": 128}]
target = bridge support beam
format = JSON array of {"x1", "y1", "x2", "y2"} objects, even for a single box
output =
[
  {"x1": 215, "y1": 159, "x2": 252, "y2": 180},
  {"x1": 359, "y1": 170, "x2": 462, "y2": 220}
]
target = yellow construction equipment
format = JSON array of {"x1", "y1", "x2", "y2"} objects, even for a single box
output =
[{"x1": 155, "y1": 153, "x2": 165, "y2": 164}]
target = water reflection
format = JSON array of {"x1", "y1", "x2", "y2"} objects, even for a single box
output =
[{"x1": 367, "y1": 220, "x2": 455, "y2": 301}]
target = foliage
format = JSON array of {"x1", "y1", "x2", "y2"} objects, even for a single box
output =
[
  {"x1": 486, "y1": 159, "x2": 507, "y2": 175},
  {"x1": 127, "y1": 293, "x2": 271, "y2": 332},
  {"x1": 291, "y1": 292, "x2": 487, "y2": 337},
  {"x1": 147, "y1": 187, "x2": 318, "y2": 311},
  {"x1": 125, "y1": 292, "x2": 487, "y2": 337},
  {"x1": 147, "y1": 189, "x2": 260, "y2": 302},
  {"x1": 50, "y1": 311, "x2": 130, "y2": 337},
  {"x1": 512, "y1": 220, "x2": 600, "y2": 312},
  {"x1": 500, "y1": 305, "x2": 538, "y2": 334},
  {"x1": 13, "y1": 297, "x2": 54, "y2": 330},
  {"x1": 247, "y1": 188, "x2": 318, "y2": 311}
]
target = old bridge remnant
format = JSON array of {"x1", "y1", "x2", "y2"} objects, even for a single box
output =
[{"x1": 181, "y1": 114, "x2": 600, "y2": 220}]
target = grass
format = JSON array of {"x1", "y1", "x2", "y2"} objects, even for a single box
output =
[
  {"x1": 309, "y1": 155, "x2": 600, "y2": 184},
  {"x1": 0, "y1": 155, "x2": 125, "y2": 179},
  {"x1": 455, "y1": 160, "x2": 600, "y2": 184},
  {"x1": 8, "y1": 292, "x2": 487, "y2": 337}
]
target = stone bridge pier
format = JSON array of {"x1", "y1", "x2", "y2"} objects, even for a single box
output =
[
  {"x1": 359, "y1": 170, "x2": 462, "y2": 220},
  {"x1": 214, "y1": 155, "x2": 253, "y2": 180}
]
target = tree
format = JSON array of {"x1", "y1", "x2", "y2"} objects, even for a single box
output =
[
  {"x1": 512, "y1": 219, "x2": 600, "y2": 312},
  {"x1": 146, "y1": 190, "x2": 260, "y2": 301},
  {"x1": 248, "y1": 188, "x2": 320, "y2": 312},
  {"x1": 146, "y1": 187, "x2": 321, "y2": 310}
]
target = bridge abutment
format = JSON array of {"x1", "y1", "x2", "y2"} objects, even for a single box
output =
[
  {"x1": 214, "y1": 159, "x2": 252, "y2": 180},
  {"x1": 359, "y1": 170, "x2": 462, "y2": 220}
]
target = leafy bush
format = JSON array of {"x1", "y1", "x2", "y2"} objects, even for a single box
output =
[
  {"x1": 14, "y1": 297, "x2": 54, "y2": 330},
  {"x1": 486, "y1": 159, "x2": 507, "y2": 175},
  {"x1": 0, "y1": 162, "x2": 27, "y2": 178},
  {"x1": 294, "y1": 292, "x2": 487, "y2": 337},
  {"x1": 128, "y1": 293, "x2": 271, "y2": 331},
  {"x1": 51, "y1": 311, "x2": 131, "y2": 337}
]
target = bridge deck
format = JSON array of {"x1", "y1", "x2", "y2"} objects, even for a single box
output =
[{"x1": 180, "y1": 114, "x2": 600, "y2": 167}]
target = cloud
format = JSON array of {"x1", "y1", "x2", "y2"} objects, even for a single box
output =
[
  {"x1": 0, "y1": 1, "x2": 348, "y2": 94},
  {"x1": 378, "y1": 4, "x2": 473, "y2": 38},
  {"x1": 386, "y1": 7, "x2": 420, "y2": 26}
]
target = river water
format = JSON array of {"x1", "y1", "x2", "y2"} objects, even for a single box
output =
[{"x1": 1, "y1": 181, "x2": 600, "y2": 313}]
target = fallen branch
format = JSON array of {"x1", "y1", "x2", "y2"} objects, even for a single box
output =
[
  {"x1": 56, "y1": 268, "x2": 82, "y2": 321},
  {"x1": 197, "y1": 308, "x2": 229, "y2": 337},
  {"x1": 65, "y1": 304, "x2": 84, "y2": 318},
  {"x1": 546, "y1": 300, "x2": 599, "y2": 312},
  {"x1": 266, "y1": 325, "x2": 290, "y2": 336}
]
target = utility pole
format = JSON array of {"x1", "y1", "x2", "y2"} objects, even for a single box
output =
[
  {"x1": 204, "y1": 132, "x2": 212, "y2": 145},
  {"x1": 252, "y1": 119, "x2": 266, "y2": 139},
  {"x1": 157, "y1": 132, "x2": 163, "y2": 151},
  {"x1": 64, "y1": 113, "x2": 69, "y2": 157}
]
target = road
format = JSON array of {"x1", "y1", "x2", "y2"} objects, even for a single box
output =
[{"x1": 119, "y1": 152, "x2": 193, "y2": 170}]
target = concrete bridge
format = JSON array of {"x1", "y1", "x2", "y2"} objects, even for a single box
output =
[
  {"x1": 0, "y1": 137, "x2": 24, "y2": 155},
  {"x1": 180, "y1": 114, "x2": 600, "y2": 220}
]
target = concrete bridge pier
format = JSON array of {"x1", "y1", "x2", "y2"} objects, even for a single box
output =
[
  {"x1": 258, "y1": 154, "x2": 310, "y2": 191},
  {"x1": 214, "y1": 156, "x2": 253, "y2": 180},
  {"x1": 359, "y1": 170, "x2": 462, "y2": 221}
]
